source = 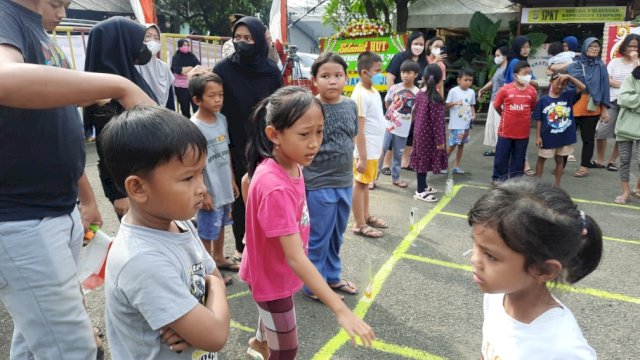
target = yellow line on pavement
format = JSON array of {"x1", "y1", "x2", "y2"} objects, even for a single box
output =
[
  {"x1": 231, "y1": 320, "x2": 255, "y2": 333},
  {"x1": 227, "y1": 290, "x2": 251, "y2": 300},
  {"x1": 311, "y1": 186, "x2": 462, "y2": 360},
  {"x1": 371, "y1": 339, "x2": 448, "y2": 360},
  {"x1": 402, "y1": 253, "x2": 640, "y2": 305}
]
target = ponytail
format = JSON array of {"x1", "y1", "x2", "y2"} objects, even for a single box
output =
[
  {"x1": 423, "y1": 64, "x2": 443, "y2": 104},
  {"x1": 246, "y1": 98, "x2": 273, "y2": 178},
  {"x1": 565, "y1": 213, "x2": 603, "y2": 284}
]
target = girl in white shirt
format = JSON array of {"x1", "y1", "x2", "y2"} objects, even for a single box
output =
[{"x1": 468, "y1": 178, "x2": 602, "y2": 359}]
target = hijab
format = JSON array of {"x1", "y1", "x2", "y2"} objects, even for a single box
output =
[
  {"x1": 171, "y1": 39, "x2": 200, "y2": 69},
  {"x1": 567, "y1": 37, "x2": 610, "y2": 107},
  {"x1": 84, "y1": 17, "x2": 156, "y2": 102},
  {"x1": 228, "y1": 16, "x2": 281, "y2": 78},
  {"x1": 135, "y1": 24, "x2": 174, "y2": 106},
  {"x1": 563, "y1": 36, "x2": 579, "y2": 52},
  {"x1": 510, "y1": 36, "x2": 530, "y2": 61}
]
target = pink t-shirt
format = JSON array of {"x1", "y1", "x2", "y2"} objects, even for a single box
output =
[{"x1": 239, "y1": 158, "x2": 310, "y2": 302}]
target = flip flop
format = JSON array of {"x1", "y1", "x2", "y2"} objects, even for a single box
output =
[
  {"x1": 524, "y1": 168, "x2": 536, "y2": 176},
  {"x1": 614, "y1": 195, "x2": 628, "y2": 204},
  {"x1": 483, "y1": 150, "x2": 496, "y2": 156},
  {"x1": 303, "y1": 292, "x2": 344, "y2": 302},
  {"x1": 329, "y1": 279, "x2": 359, "y2": 295},
  {"x1": 223, "y1": 276, "x2": 234, "y2": 286},
  {"x1": 217, "y1": 256, "x2": 240, "y2": 272},
  {"x1": 632, "y1": 191, "x2": 640, "y2": 199},
  {"x1": 366, "y1": 215, "x2": 388, "y2": 228},
  {"x1": 607, "y1": 163, "x2": 618, "y2": 171},
  {"x1": 381, "y1": 167, "x2": 391, "y2": 175},
  {"x1": 392, "y1": 180, "x2": 408, "y2": 188},
  {"x1": 588, "y1": 161, "x2": 605, "y2": 169},
  {"x1": 574, "y1": 168, "x2": 589, "y2": 178},
  {"x1": 352, "y1": 225, "x2": 383, "y2": 238}
]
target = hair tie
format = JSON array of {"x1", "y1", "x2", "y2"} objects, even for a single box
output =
[
  {"x1": 428, "y1": 74, "x2": 434, "y2": 81},
  {"x1": 579, "y1": 210, "x2": 588, "y2": 236}
]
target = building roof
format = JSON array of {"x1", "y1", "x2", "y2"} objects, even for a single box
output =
[
  {"x1": 70, "y1": 0, "x2": 133, "y2": 14},
  {"x1": 407, "y1": 0, "x2": 518, "y2": 30},
  {"x1": 509, "y1": 0, "x2": 631, "y2": 6}
]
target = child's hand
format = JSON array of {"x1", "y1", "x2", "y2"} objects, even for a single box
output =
[
  {"x1": 202, "y1": 192, "x2": 213, "y2": 211},
  {"x1": 356, "y1": 158, "x2": 366, "y2": 174},
  {"x1": 160, "y1": 326, "x2": 192, "y2": 353},
  {"x1": 336, "y1": 309, "x2": 375, "y2": 347},
  {"x1": 536, "y1": 137, "x2": 543, "y2": 148},
  {"x1": 437, "y1": 143, "x2": 445, "y2": 151},
  {"x1": 232, "y1": 181, "x2": 240, "y2": 199}
]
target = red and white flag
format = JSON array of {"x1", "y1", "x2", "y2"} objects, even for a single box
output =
[{"x1": 269, "y1": 0, "x2": 288, "y2": 43}]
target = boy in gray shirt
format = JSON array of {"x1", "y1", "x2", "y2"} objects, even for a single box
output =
[{"x1": 100, "y1": 106, "x2": 230, "y2": 359}]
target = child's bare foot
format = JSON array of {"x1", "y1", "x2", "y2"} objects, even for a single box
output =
[{"x1": 247, "y1": 337, "x2": 269, "y2": 359}]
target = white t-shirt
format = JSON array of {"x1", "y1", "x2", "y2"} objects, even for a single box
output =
[
  {"x1": 446, "y1": 86, "x2": 476, "y2": 130},
  {"x1": 384, "y1": 83, "x2": 419, "y2": 138},
  {"x1": 482, "y1": 293, "x2": 596, "y2": 360},
  {"x1": 607, "y1": 57, "x2": 637, "y2": 101},
  {"x1": 351, "y1": 83, "x2": 386, "y2": 159}
]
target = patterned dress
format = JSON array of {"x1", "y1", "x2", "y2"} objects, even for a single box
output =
[{"x1": 410, "y1": 91, "x2": 447, "y2": 174}]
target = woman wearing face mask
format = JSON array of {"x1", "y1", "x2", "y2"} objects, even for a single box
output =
[
  {"x1": 386, "y1": 31, "x2": 427, "y2": 86},
  {"x1": 213, "y1": 16, "x2": 282, "y2": 262},
  {"x1": 135, "y1": 24, "x2": 174, "y2": 108},
  {"x1": 171, "y1": 39, "x2": 201, "y2": 117},
  {"x1": 568, "y1": 37, "x2": 611, "y2": 178},
  {"x1": 504, "y1": 36, "x2": 537, "y2": 87},
  {"x1": 84, "y1": 17, "x2": 158, "y2": 219},
  {"x1": 478, "y1": 46, "x2": 509, "y2": 156},
  {"x1": 426, "y1": 37, "x2": 447, "y2": 98}
]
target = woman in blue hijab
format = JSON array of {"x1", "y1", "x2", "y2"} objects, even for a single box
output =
[{"x1": 568, "y1": 37, "x2": 611, "y2": 178}]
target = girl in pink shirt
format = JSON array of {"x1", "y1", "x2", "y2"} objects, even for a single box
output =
[{"x1": 239, "y1": 86, "x2": 375, "y2": 359}]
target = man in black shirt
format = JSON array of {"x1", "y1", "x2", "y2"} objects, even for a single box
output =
[{"x1": 0, "y1": 0, "x2": 154, "y2": 358}]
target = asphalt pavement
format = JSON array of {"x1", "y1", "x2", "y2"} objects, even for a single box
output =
[{"x1": 1, "y1": 124, "x2": 639, "y2": 359}]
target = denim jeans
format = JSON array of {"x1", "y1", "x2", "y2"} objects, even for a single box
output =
[{"x1": 378, "y1": 132, "x2": 408, "y2": 182}]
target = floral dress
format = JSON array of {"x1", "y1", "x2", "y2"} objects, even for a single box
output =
[{"x1": 410, "y1": 91, "x2": 447, "y2": 174}]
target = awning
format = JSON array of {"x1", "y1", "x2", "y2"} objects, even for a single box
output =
[
  {"x1": 70, "y1": 0, "x2": 133, "y2": 14},
  {"x1": 407, "y1": 0, "x2": 518, "y2": 30}
]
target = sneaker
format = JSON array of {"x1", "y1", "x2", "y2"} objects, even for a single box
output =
[
  {"x1": 452, "y1": 167, "x2": 465, "y2": 174},
  {"x1": 567, "y1": 155, "x2": 576, "y2": 162},
  {"x1": 414, "y1": 191, "x2": 438, "y2": 202}
]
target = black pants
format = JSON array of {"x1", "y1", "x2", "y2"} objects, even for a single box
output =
[
  {"x1": 230, "y1": 146, "x2": 247, "y2": 253},
  {"x1": 175, "y1": 87, "x2": 197, "y2": 118},
  {"x1": 576, "y1": 116, "x2": 599, "y2": 168}
]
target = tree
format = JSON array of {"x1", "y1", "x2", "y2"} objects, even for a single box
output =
[
  {"x1": 156, "y1": 0, "x2": 271, "y2": 35},
  {"x1": 322, "y1": 0, "x2": 416, "y2": 32}
]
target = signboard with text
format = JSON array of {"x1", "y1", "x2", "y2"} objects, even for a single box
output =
[{"x1": 522, "y1": 6, "x2": 626, "y2": 24}]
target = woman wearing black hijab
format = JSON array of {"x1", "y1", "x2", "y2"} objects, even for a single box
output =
[
  {"x1": 171, "y1": 39, "x2": 200, "y2": 117},
  {"x1": 84, "y1": 17, "x2": 156, "y2": 218},
  {"x1": 214, "y1": 16, "x2": 282, "y2": 260}
]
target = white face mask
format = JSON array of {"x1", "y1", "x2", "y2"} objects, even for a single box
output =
[
  {"x1": 516, "y1": 74, "x2": 532, "y2": 85},
  {"x1": 145, "y1": 40, "x2": 161, "y2": 56},
  {"x1": 494, "y1": 55, "x2": 504, "y2": 65},
  {"x1": 411, "y1": 44, "x2": 424, "y2": 56},
  {"x1": 431, "y1": 47, "x2": 442, "y2": 56}
]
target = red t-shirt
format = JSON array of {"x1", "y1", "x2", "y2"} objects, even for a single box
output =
[{"x1": 493, "y1": 83, "x2": 538, "y2": 139}]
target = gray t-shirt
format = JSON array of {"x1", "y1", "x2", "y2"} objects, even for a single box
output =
[
  {"x1": 105, "y1": 219, "x2": 218, "y2": 360},
  {"x1": 191, "y1": 114, "x2": 235, "y2": 208},
  {"x1": 491, "y1": 66, "x2": 506, "y2": 101},
  {"x1": 303, "y1": 98, "x2": 358, "y2": 190}
]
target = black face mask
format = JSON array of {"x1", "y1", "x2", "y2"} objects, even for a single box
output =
[
  {"x1": 136, "y1": 43, "x2": 152, "y2": 66},
  {"x1": 233, "y1": 41, "x2": 258, "y2": 62}
]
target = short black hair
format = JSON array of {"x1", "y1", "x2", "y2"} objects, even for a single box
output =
[
  {"x1": 188, "y1": 71, "x2": 223, "y2": 99},
  {"x1": 619, "y1": 34, "x2": 640, "y2": 57},
  {"x1": 513, "y1": 60, "x2": 531, "y2": 74},
  {"x1": 457, "y1": 68, "x2": 474, "y2": 79},
  {"x1": 99, "y1": 106, "x2": 207, "y2": 194},
  {"x1": 400, "y1": 60, "x2": 420, "y2": 74},
  {"x1": 356, "y1": 51, "x2": 382, "y2": 74},
  {"x1": 311, "y1": 52, "x2": 348, "y2": 77},
  {"x1": 547, "y1": 41, "x2": 564, "y2": 57}
]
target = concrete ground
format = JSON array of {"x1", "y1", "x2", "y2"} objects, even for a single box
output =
[{"x1": 1, "y1": 124, "x2": 639, "y2": 359}]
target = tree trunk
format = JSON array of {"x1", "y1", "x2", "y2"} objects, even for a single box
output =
[
  {"x1": 364, "y1": 0, "x2": 378, "y2": 20},
  {"x1": 395, "y1": 0, "x2": 409, "y2": 32},
  {"x1": 382, "y1": 6, "x2": 390, "y2": 26}
]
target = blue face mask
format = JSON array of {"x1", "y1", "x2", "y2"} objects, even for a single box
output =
[{"x1": 369, "y1": 72, "x2": 385, "y2": 86}]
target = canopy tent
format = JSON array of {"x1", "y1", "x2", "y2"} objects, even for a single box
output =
[{"x1": 407, "y1": 0, "x2": 518, "y2": 30}]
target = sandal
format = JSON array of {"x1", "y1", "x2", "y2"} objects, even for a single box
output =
[
  {"x1": 329, "y1": 279, "x2": 359, "y2": 295},
  {"x1": 303, "y1": 292, "x2": 344, "y2": 302},
  {"x1": 632, "y1": 191, "x2": 640, "y2": 200},
  {"x1": 217, "y1": 256, "x2": 241, "y2": 272},
  {"x1": 366, "y1": 215, "x2": 388, "y2": 228},
  {"x1": 614, "y1": 195, "x2": 628, "y2": 204},
  {"x1": 381, "y1": 167, "x2": 391, "y2": 175},
  {"x1": 524, "y1": 168, "x2": 536, "y2": 176},
  {"x1": 223, "y1": 275, "x2": 234, "y2": 286},
  {"x1": 607, "y1": 163, "x2": 618, "y2": 171},
  {"x1": 392, "y1": 180, "x2": 408, "y2": 188},
  {"x1": 352, "y1": 225, "x2": 383, "y2": 238},
  {"x1": 574, "y1": 168, "x2": 589, "y2": 178},
  {"x1": 368, "y1": 181, "x2": 376, "y2": 190},
  {"x1": 483, "y1": 150, "x2": 496, "y2": 156},
  {"x1": 588, "y1": 160, "x2": 605, "y2": 169},
  {"x1": 422, "y1": 186, "x2": 438, "y2": 194},
  {"x1": 414, "y1": 191, "x2": 438, "y2": 202}
]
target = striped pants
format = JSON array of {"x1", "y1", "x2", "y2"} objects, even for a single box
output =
[
  {"x1": 255, "y1": 296, "x2": 298, "y2": 359},
  {"x1": 618, "y1": 140, "x2": 639, "y2": 182}
]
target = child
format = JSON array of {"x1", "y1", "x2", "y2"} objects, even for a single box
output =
[
  {"x1": 492, "y1": 61, "x2": 538, "y2": 183},
  {"x1": 410, "y1": 64, "x2": 447, "y2": 202},
  {"x1": 547, "y1": 41, "x2": 575, "y2": 74},
  {"x1": 469, "y1": 178, "x2": 601, "y2": 359},
  {"x1": 240, "y1": 86, "x2": 375, "y2": 359},
  {"x1": 376, "y1": 59, "x2": 420, "y2": 188},
  {"x1": 445, "y1": 68, "x2": 476, "y2": 173},
  {"x1": 189, "y1": 70, "x2": 241, "y2": 281},
  {"x1": 100, "y1": 106, "x2": 230, "y2": 359},
  {"x1": 534, "y1": 73, "x2": 585, "y2": 186},
  {"x1": 351, "y1": 52, "x2": 387, "y2": 238},
  {"x1": 303, "y1": 53, "x2": 360, "y2": 300}
]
